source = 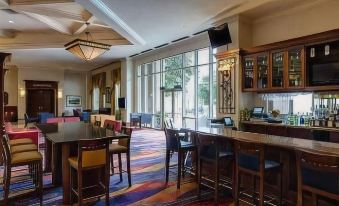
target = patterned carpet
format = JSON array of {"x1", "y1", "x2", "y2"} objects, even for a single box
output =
[{"x1": 2, "y1": 128, "x2": 234, "y2": 206}]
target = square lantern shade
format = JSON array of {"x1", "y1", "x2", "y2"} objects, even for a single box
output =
[{"x1": 65, "y1": 39, "x2": 110, "y2": 61}]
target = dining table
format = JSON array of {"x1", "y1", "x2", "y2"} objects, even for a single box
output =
[{"x1": 37, "y1": 122, "x2": 129, "y2": 204}]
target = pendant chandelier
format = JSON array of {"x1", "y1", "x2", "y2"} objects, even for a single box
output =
[{"x1": 65, "y1": 31, "x2": 110, "y2": 61}]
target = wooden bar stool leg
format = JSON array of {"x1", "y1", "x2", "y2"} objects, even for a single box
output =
[
  {"x1": 126, "y1": 151, "x2": 131, "y2": 187},
  {"x1": 110, "y1": 154, "x2": 114, "y2": 175},
  {"x1": 197, "y1": 158, "x2": 202, "y2": 198},
  {"x1": 39, "y1": 162, "x2": 43, "y2": 205},
  {"x1": 259, "y1": 174, "x2": 264, "y2": 206},
  {"x1": 214, "y1": 161, "x2": 219, "y2": 206},
  {"x1": 177, "y1": 150, "x2": 182, "y2": 189},
  {"x1": 195, "y1": 149, "x2": 199, "y2": 183},
  {"x1": 280, "y1": 166, "x2": 283, "y2": 205},
  {"x1": 165, "y1": 150, "x2": 170, "y2": 183},
  {"x1": 235, "y1": 170, "x2": 240, "y2": 206},
  {"x1": 253, "y1": 175, "x2": 256, "y2": 204},
  {"x1": 105, "y1": 167, "x2": 110, "y2": 206},
  {"x1": 3, "y1": 165, "x2": 11, "y2": 205},
  {"x1": 118, "y1": 153, "x2": 122, "y2": 182},
  {"x1": 78, "y1": 171, "x2": 83, "y2": 206},
  {"x1": 70, "y1": 167, "x2": 73, "y2": 205}
]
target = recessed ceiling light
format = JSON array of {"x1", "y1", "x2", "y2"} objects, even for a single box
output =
[{"x1": 8, "y1": 20, "x2": 14, "y2": 24}]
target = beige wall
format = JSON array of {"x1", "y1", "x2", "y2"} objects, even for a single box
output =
[
  {"x1": 251, "y1": 0, "x2": 339, "y2": 46},
  {"x1": 63, "y1": 71, "x2": 88, "y2": 116},
  {"x1": 4, "y1": 67, "x2": 18, "y2": 106}
]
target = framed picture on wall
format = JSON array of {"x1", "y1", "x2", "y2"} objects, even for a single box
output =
[
  {"x1": 66, "y1": 95, "x2": 82, "y2": 107},
  {"x1": 105, "y1": 87, "x2": 112, "y2": 103}
]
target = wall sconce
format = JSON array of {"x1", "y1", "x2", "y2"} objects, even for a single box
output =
[
  {"x1": 58, "y1": 89, "x2": 63, "y2": 99},
  {"x1": 19, "y1": 88, "x2": 25, "y2": 98}
]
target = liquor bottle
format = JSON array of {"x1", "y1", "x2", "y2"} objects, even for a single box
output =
[{"x1": 300, "y1": 113, "x2": 305, "y2": 125}]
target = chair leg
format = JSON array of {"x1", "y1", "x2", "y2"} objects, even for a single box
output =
[
  {"x1": 197, "y1": 159, "x2": 202, "y2": 198},
  {"x1": 118, "y1": 153, "x2": 122, "y2": 182},
  {"x1": 70, "y1": 167, "x2": 73, "y2": 205},
  {"x1": 105, "y1": 166, "x2": 110, "y2": 206},
  {"x1": 165, "y1": 150, "x2": 170, "y2": 183},
  {"x1": 214, "y1": 162, "x2": 219, "y2": 206},
  {"x1": 110, "y1": 154, "x2": 114, "y2": 175},
  {"x1": 3, "y1": 164, "x2": 11, "y2": 205},
  {"x1": 78, "y1": 170, "x2": 83, "y2": 206},
  {"x1": 259, "y1": 174, "x2": 264, "y2": 206},
  {"x1": 177, "y1": 150, "x2": 182, "y2": 189},
  {"x1": 195, "y1": 149, "x2": 199, "y2": 183},
  {"x1": 280, "y1": 166, "x2": 283, "y2": 205},
  {"x1": 253, "y1": 175, "x2": 256, "y2": 205},
  {"x1": 39, "y1": 162, "x2": 43, "y2": 205},
  {"x1": 235, "y1": 169, "x2": 240, "y2": 206},
  {"x1": 126, "y1": 152, "x2": 131, "y2": 187}
]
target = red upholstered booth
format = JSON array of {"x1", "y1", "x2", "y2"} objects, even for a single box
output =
[{"x1": 5, "y1": 122, "x2": 40, "y2": 146}]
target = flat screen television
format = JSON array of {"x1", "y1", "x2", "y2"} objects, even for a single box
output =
[
  {"x1": 208, "y1": 23, "x2": 232, "y2": 48},
  {"x1": 224, "y1": 117, "x2": 233, "y2": 126},
  {"x1": 118, "y1": 97, "x2": 126, "y2": 109},
  {"x1": 309, "y1": 62, "x2": 339, "y2": 85}
]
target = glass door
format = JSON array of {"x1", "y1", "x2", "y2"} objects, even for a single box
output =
[
  {"x1": 257, "y1": 54, "x2": 269, "y2": 89},
  {"x1": 243, "y1": 56, "x2": 255, "y2": 89},
  {"x1": 288, "y1": 48, "x2": 303, "y2": 88},
  {"x1": 161, "y1": 89, "x2": 182, "y2": 129},
  {"x1": 271, "y1": 51, "x2": 285, "y2": 88}
]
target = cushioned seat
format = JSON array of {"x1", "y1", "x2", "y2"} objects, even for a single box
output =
[
  {"x1": 238, "y1": 153, "x2": 281, "y2": 171},
  {"x1": 68, "y1": 148, "x2": 106, "y2": 169},
  {"x1": 11, "y1": 151, "x2": 42, "y2": 165},
  {"x1": 109, "y1": 144, "x2": 128, "y2": 154},
  {"x1": 302, "y1": 168, "x2": 339, "y2": 194},
  {"x1": 200, "y1": 145, "x2": 233, "y2": 159},
  {"x1": 9, "y1": 138, "x2": 33, "y2": 146},
  {"x1": 11, "y1": 144, "x2": 37, "y2": 154}
]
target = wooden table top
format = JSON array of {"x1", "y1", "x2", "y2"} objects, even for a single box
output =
[
  {"x1": 37, "y1": 122, "x2": 128, "y2": 144},
  {"x1": 195, "y1": 127, "x2": 339, "y2": 156}
]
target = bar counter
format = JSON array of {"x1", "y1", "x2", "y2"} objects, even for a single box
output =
[
  {"x1": 196, "y1": 127, "x2": 339, "y2": 155},
  {"x1": 193, "y1": 127, "x2": 339, "y2": 205}
]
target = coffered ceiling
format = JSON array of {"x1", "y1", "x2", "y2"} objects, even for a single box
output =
[{"x1": 0, "y1": 0, "x2": 331, "y2": 71}]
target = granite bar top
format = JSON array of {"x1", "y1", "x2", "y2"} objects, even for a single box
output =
[
  {"x1": 195, "y1": 127, "x2": 339, "y2": 156},
  {"x1": 241, "y1": 120, "x2": 339, "y2": 132}
]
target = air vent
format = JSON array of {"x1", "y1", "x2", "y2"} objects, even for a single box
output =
[
  {"x1": 193, "y1": 28, "x2": 210, "y2": 36},
  {"x1": 129, "y1": 53, "x2": 140, "y2": 57},
  {"x1": 2, "y1": 9, "x2": 19, "y2": 14},
  {"x1": 140, "y1": 49, "x2": 153, "y2": 54},
  {"x1": 154, "y1": 43, "x2": 169, "y2": 49},
  {"x1": 172, "y1": 36, "x2": 189, "y2": 43}
]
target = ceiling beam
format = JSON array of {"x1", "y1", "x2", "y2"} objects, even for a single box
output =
[
  {"x1": 0, "y1": 0, "x2": 9, "y2": 8},
  {"x1": 72, "y1": 14, "x2": 95, "y2": 35},
  {"x1": 76, "y1": 0, "x2": 145, "y2": 45},
  {"x1": 0, "y1": 30, "x2": 15, "y2": 38},
  {"x1": 21, "y1": 11, "x2": 72, "y2": 35},
  {"x1": 11, "y1": 5, "x2": 85, "y2": 21},
  {"x1": 9, "y1": 0, "x2": 73, "y2": 6}
]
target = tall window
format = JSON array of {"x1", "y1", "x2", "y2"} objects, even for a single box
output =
[
  {"x1": 92, "y1": 87, "x2": 100, "y2": 111},
  {"x1": 137, "y1": 47, "x2": 217, "y2": 129}
]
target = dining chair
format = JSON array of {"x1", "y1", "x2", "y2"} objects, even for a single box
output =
[
  {"x1": 68, "y1": 138, "x2": 110, "y2": 206},
  {"x1": 24, "y1": 113, "x2": 39, "y2": 128},
  {"x1": 164, "y1": 128, "x2": 197, "y2": 189},
  {"x1": 109, "y1": 127, "x2": 132, "y2": 187},
  {"x1": 296, "y1": 149, "x2": 339, "y2": 206},
  {"x1": 196, "y1": 132, "x2": 234, "y2": 205},
  {"x1": 1, "y1": 135, "x2": 43, "y2": 205},
  {"x1": 104, "y1": 119, "x2": 115, "y2": 131},
  {"x1": 234, "y1": 139, "x2": 283, "y2": 206}
]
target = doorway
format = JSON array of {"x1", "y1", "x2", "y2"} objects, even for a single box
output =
[
  {"x1": 161, "y1": 88, "x2": 182, "y2": 129},
  {"x1": 26, "y1": 89, "x2": 55, "y2": 118},
  {"x1": 25, "y1": 80, "x2": 58, "y2": 118}
]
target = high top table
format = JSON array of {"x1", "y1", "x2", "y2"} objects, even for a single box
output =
[{"x1": 37, "y1": 122, "x2": 129, "y2": 204}]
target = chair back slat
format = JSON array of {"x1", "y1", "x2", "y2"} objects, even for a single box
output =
[
  {"x1": 234, "y1": 139, "x2": 265, "y2": 172},
  {"x1": 164, "y1": 128, "x2": 180, "y2": 150},
  {"x1": 118, "y1": 127, "x2": 132, "y2": 148},
  {"x1": 78, "y1": 139, "x2": 109, "y2": 168},
  {"x1": 297, "y1": 150, "x2": 339, "y2": 173},
  {"x1": 196, "y1": 132, "x2": 220, "y2": 159},
  {"x1": 1, "y1": 135, "x2": 11, "y2": 166}
]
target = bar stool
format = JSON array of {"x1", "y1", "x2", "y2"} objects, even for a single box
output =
[
  {"x1": 164, "y1": 128, "x2": 198, "y2": 189},
  {"x1": 196, "y1": 132, "x2": 234, "y2": 205},
  {"x1": 109, "y1": 127, "x2": 132, "y2": 187},
  {"x1": 68, "y1": 138, "x2": 110, "y2": 206},
  {"x1": 2, "y1": 135, "x2": 43, "y2": 205},
  {"x1": 296, "y1": 149, "x2": 339, "y2": 206},
  {"x1": 234, "y1": 139, "x2": 283, "y2": 206}
]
